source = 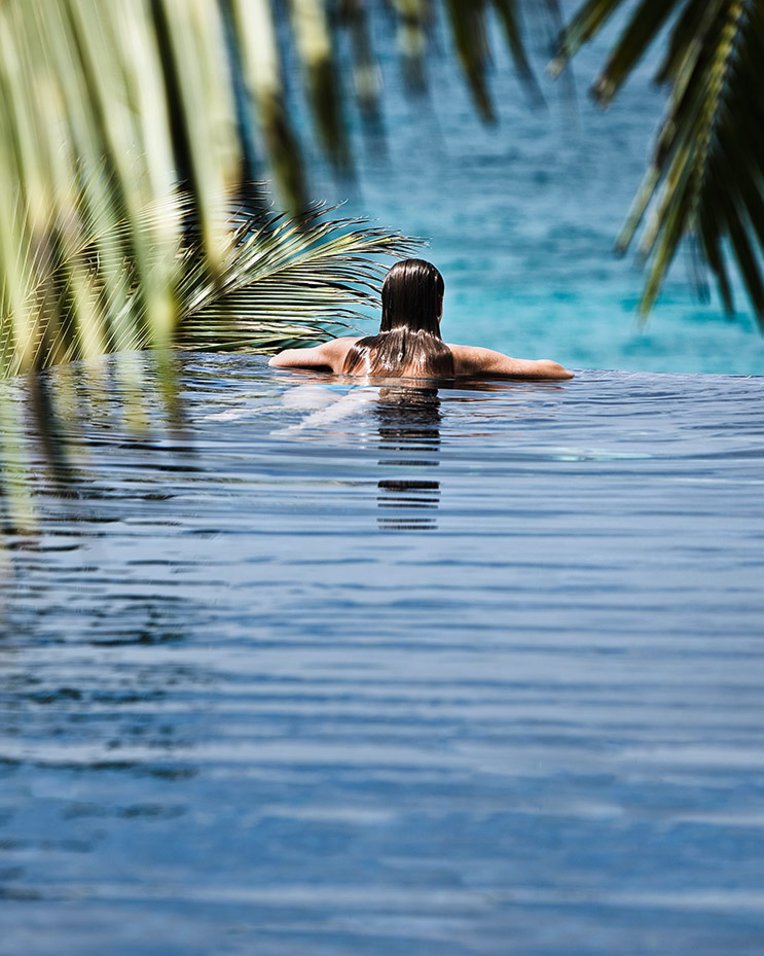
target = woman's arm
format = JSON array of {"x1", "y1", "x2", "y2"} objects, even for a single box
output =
[
  {"x1": 448, "y1": 344, "x2": 574, "y2": 380},
  {"x1": 268, "y1": 337, "x2": 358, "y2": 373}
]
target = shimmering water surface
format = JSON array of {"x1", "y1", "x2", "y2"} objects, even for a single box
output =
[{"x1": 2, "y1": 354, "x2": 764, "y2": 955}]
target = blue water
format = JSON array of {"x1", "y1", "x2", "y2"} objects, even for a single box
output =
[
  {"x1": 305, "y1": 8, "x2": 764, "y2": 375},
  {"x1": 2, "y1": 355, "x2": 764, "y2": 954}
]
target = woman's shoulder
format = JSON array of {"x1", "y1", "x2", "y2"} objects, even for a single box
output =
[
  {"x1": 444, "y1": 343, "x2": 489, "y2": 376},
  {"x1": 322, "y1": 336, "x2": 360, "y2": 349},
  {"x1": 323, "y1": 336, "x2": 361, "y2": 357},
  {"x1": 268, "y1": 336, "x2": 362, "y2": 372},
  {"x1": 319, "y1": 337, "x2": 363, "y2": 372}
]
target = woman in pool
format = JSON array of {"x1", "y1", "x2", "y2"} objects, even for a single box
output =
[{"x1": 269, "y1": 259, "x2": 573, "y2": 380}]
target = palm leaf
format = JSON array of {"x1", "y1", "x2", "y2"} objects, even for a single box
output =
[
  {"x1": 555, "y1": 0, "x2": 764, "y2": 326},
  {"x1": 177, "y1": 204, "x2": 424, "y2": 351},
  {"x1": 27, "y1": 193, "x2": 420, "y2": 364}
]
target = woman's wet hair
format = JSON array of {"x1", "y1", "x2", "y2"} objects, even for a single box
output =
[{"x1": 342, "y1": 259, "x2": 455, "y2": 378}]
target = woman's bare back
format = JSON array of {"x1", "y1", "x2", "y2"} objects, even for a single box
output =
[{"x1": 269, "y1": 337, "x2": 574, "y2": 380}]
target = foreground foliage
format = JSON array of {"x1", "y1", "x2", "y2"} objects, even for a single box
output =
[{"x1": 0, "y1": 1, "x2": 426, "y2": 381}]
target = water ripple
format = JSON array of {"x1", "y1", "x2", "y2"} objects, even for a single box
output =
[{"x1": 1, "y1": 355, "x2": 764, "y2": 955}]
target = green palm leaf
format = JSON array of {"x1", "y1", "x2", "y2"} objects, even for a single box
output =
[
  {"x1": 179, "y1": 206, "x2": 422, "y2": 352},
  {"x1": 554, "y1": 0, "x2": 764, "y2": 325},
  {"x1": 12, "y1": 190, "x2": 419, "y2": 371}
]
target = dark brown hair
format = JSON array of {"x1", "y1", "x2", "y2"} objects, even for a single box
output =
[{"x1": 342, "y1": 259, "x2": 454, "y2": 378}]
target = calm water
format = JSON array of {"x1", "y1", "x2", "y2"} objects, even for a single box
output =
[{"x1": 2, "y1": 354, "x2": 764, "y2": 954}]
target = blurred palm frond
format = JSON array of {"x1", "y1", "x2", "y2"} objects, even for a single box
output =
[
  {"x1": 0, "y1": 0, "x2": 234, "y2": 379},
  {"x1": 6, "y1": 185, "x2": 419, "y2": 369},
  {"x1": 235, "y1": 0, "x2": 559, "y2": 203},
  {"x1": 553, "y1": 0, "x2": 764, "y2": 325},
  {"x1": 0, "y1": 0, "x2": 562, "y2": 389}
]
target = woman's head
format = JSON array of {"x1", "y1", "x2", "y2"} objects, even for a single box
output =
[
  {"x1": 342, "y1": 258, "x2": 453, "y2": 379},
  {"x1": 380, "y1": 259, "x2": 444, "y2": 334}
]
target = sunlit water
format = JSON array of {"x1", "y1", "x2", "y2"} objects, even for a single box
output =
[{"x1": 2, "y1": 354, "x2": 764, "y2": 954}]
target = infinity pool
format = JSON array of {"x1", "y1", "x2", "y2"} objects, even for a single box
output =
[{"x1": 2, "y1": 355, "x2": 764, "y2": 954}]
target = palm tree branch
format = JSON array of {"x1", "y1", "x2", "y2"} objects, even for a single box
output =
[
  {"x1": 177, "y1": 205, "x2": 423, "y2": 351},
  {"x1": 559, "y1": 0, "x2": 764, "y2": 324}
]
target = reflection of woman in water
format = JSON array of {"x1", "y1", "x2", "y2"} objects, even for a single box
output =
[
  {"x1": 270, "y1": 259, "x2": 573, "y2": 381},
  {"x1": 376, "y1": 385, "x2": 443, "y2": 531}
]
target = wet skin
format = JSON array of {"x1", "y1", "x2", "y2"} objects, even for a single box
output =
[{"x1": 269, "y1": 336, "x2": 574, "y2": 380}]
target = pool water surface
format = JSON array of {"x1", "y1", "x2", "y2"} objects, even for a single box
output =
[{"x1": 1, "y1": 354, "x2": 764, "y2": 955}]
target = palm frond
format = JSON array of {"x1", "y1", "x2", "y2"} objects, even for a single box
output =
[
  {"x1": 444, "y1": 0, "x2": 496, "y2": 122},
  {"x1": 23, "y1": 191, "x2": 419, "y2": 363},
  {"x1": 493, "y1": 0, "x2": 545, "y2": 104},
  {"x1": 177, "y1": 204, "x2": 424, "y2": 352},
  {"x1": 339, "y1": 0, "x2": 384, "y2": 125},
  {"x1": 389, "y1": 0, "x2": 432, "y2": 91},
  {"x1": 554, "y1": 0, "x2": 764, "y2": 325}
]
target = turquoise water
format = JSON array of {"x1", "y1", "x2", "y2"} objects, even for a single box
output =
[
  {"x1": 2, "y1": 355, "x2": 764, "y2": 954},
  {"x1": 309, "y1": 15, "x2": 764, "y2": 375}
]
